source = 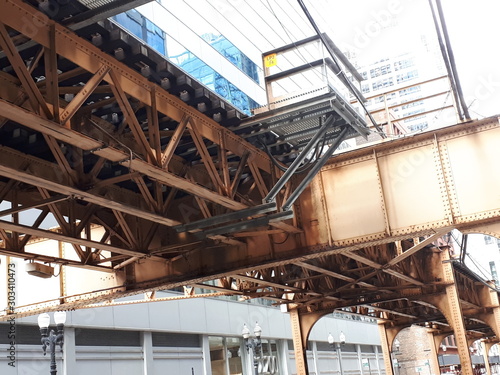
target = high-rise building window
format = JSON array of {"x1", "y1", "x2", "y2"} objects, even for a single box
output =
[
  {"x1": 113, "y1": 11, "x2": 260, "y2": 115},
  {"x1": 166, "y1": 45, "x2": 259, "y2": 115},
  {"x1": 404, "y1": 115, "x2": 425, "y2": 123},
  {"x1": 374, "y1": 93, "x2": 396, "y2": 104},
  {"x1": 394, "y1": 58, "x2": 415, "y2": 71},
  {"x1": 396, "y1": 69, "x2": 419, "y2": 84},
  {"x1": 202, "y1": 33, "x2": 261, "y2": 84},
  {"x1": 401, "y1": 100, "x2": 424, "y2": 110},
  {"x1": 408, "y1": 122, "x2": 428, "y2": 132},
  {"x1": 399, "y1": 86, "x2": 421, "y2": 97},
  {"x1": 113, "y1": 10, "x2": 166, "y2": 55},
  {"x1": 372, "y1": 77, "x2": 394, "y2": 91},
  {"x1": 370, "y1": 64, "x2": 392, "y2": 78}
]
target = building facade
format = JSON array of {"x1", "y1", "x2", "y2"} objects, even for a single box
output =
[
  {"x1": 0, "y1": 283, "x2": 384, "y2": 375},
  {"x1": 108, "y1": 0, "x2": 348, "y2": 116}
]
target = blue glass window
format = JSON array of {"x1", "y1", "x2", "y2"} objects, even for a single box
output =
[
  {"x1": 113, "y1": 10, "x2": 165, "y2": 55},
  {"x1": 168, "y1": 41, "x2": 259, "y2": 115},
  {"x1": 204, "y1": 34, "x2": 260, "y2": 84},
  {"x1": 113, "y1": 11, "x2": 258, "y2": 115}
]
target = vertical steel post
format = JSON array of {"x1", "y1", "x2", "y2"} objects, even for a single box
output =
[
  {"x1": 377, "y1": 323, "x2": 399, "y2": 375},
  {"x1": 427, "y1": 250, "x2": 473, "y2": 375},
  {"x1": 482, "y1": 341, "x2": 493, "y2": 375},
  {"x1": 290, "y1": 309, "x2": 310, "y2": 375},
  {"x1": 427, "y1": 331, "x2": 442, "y2": 375}
]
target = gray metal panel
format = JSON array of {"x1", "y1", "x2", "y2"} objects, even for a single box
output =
[
  {"x1": 152, "y1": 332, "x2": 200, "y2": 347},
  {"x1": 75, "y1": 328, "x2": 141, "y2": 346}
]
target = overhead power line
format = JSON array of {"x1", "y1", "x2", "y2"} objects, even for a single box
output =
[{"x1": 428, "y1": 0, "x2": 471, "y2": 121}]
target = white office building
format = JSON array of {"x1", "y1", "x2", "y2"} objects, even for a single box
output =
[{"x1": 1, "y1": 252, "x2": 384, "y2": 375}]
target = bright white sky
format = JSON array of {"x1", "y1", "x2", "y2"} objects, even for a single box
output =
[{"x1": 309, "y1": 0, "x2": 500, "y2": 119}]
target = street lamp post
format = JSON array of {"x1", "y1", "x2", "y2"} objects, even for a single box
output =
[
  {"x1": 242, "y1": 322, "x2": 262, "y2": 375},
  {"x1": 328, "y1": 331, "x2": 346, "y2": 375},
  {"x1": 37, "y1": 311, "x2": 66, "y2": 375}
]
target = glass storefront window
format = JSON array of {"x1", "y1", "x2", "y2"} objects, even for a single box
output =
[
  {"x1": 227, "y1": 337, "x2": 244, "y2": 375},
  {"x1": 209, "y1": 336, "x2": 228, "y2": 375},
  {"x1": 258, "y1": 339, "x2": 281, "y2": 375},
  {"x1": 206, "y1": 335, "x2": 284, "y2": 375},
  {"x1": 209, "y1": 336, "x2": 244, "y2": 375}
]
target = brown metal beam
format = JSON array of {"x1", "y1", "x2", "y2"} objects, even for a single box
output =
[
  {"x1": 59, "y1": 65, "x2": 110, "y2": 124},
  {"x1": 0, "y1": 0, "x2": 272, "y2": 173},
  {"x1": 0, "y1": 99, "x2": 247, "y2": 211},
  {"x1": 0, "y1": 219, "x2": 146, "y2": 258},
  {"x1": 0, "y1": 22, "x2": 52, "y2": 118}
]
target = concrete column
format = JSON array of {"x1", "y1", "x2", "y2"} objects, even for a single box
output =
[
  {"x1": 62, "y1": 326, "x2": 76, "y2": 375},
  {"x1": 374, "y1": 346, "x2": 382, "y2": 375},
  {"x1": 311, "y1": 341, "x2": 319, "y2": 375},
  {"x1": 202, "y1": 335, "x2": 212, "y2": 375},
  {"x1": 278, "y1": 339, "x2": 290, "y2": 375},
  {"x1": 142, "y1": 331, "x2": 154, "y2": 375},
  {"x1": 357, "y1": 344, "x2": 364, "y2": 375}
]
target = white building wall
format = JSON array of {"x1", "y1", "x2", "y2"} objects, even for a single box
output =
[{"x1": 0, "y1": 288, "x2": 382, "y2": 375}]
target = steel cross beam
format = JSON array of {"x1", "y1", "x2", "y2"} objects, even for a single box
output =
[
  {"x1": 0, "y1": 0, "x2": 285, "y2": 225},
  {"x1": 0, "y1": 0, "x2": 272, "y2": 170}
]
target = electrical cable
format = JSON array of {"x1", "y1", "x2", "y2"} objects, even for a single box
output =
[
  {"x1": 465, "y1": 253, "x2": 492, "y2": 281},
  {"x1": 427, "y1": 0, "x2": 462, "y2": 122},
  {"x1": 271, "y1": 232, "x2": 289, "y2": 245},
  {"x1": 434, "y1": 0, "x2": 471, "y2": 121},
  {"x1": 89, "y1": 119, "x2": 138, "y2": 171}
]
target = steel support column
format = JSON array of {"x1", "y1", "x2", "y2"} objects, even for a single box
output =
[
  {"x1": 477, "y1": 281, "x2": 500, "y2": 338},
  {"x1": 482, "y1": 341, "x2": 493, "y2": 375},
  {"x1": 425, "y1": 249, "x2": 473, "y2": 375},
  {"x1": 289, "y1": 308, "x2": 324, "y2": 375},
  {"x1": 377, "y1": 323, "x2": 400, "y2": 375},
  {"x1": 429, "y1": 332, "x2": 447, "y2": 375}
]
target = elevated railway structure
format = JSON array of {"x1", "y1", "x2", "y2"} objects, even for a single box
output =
[{"x1": 0, "y1": 1, "x2": 500, "y2": 374}]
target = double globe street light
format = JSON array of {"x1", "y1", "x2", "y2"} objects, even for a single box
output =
[
  {"x1": 37, "y1": 311, "x2": 67, "y2": 375},
  {"x1": 242, "y1": 322, "x2": 262, "y2": 375},
  {"x1": 328, "y1": 331, "x2": 346, "y2": 375}
]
